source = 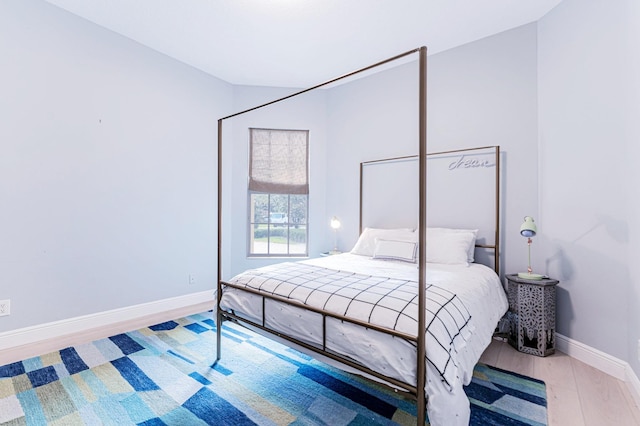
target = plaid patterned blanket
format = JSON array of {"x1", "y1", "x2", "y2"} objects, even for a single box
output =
[{"x1": 224, "y1": 262, "x2": 472, "y2": 389}]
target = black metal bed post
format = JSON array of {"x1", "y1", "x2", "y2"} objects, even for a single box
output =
[
  {"x1": 494, "y1": 145, "x2": 501, "y2": 275},
  {"x1": 359, "y1": 163, "x2": 363, "y2": 235},
  {"x1": 215, "y1": 118, "x2": 223, "y2": 363},
  {"x1": 417, "y1": 46, "x2": 428, "y2": 426}
]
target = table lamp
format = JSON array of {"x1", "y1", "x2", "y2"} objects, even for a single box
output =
[
  {"x1": 330, "y1": 216, "x2": 341, "y2": 254},
  {"x1": 518, "y1": 216, "x2": 544, "y2": 280}
]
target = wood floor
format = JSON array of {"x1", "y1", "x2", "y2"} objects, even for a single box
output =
[{"x1": 481, "y1": 338, "x2": 640, "y2": 425}]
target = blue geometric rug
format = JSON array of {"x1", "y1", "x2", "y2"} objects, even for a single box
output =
[{"x1": 0, "y1": 312, "x2": 547, "y2": 425}]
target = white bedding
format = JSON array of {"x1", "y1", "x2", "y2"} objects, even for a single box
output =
[{"x1": 219, "y1": 253, "x2": 508, "y2": 425}]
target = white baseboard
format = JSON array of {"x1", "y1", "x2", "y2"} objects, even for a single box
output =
[
  {"x1": 556, "y1": 333, "x2": 640, "y2": 407},
  {"x1": 556, "y1": 333, "x2": 628, "y2": 379},
  {"x1": 627, "y1": 362, "x2": 640, "y2": 408},
  {"x1": 0, "y1": 291, "x2": 215, "y2": 365}
]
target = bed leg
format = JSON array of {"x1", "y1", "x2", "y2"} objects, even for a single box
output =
[
  {"x1": 215, "y1": 309, "x2": 222, "y2": 364},
  {"x1": 417, "y1": 397, "x2": 426, "y2": 425}
]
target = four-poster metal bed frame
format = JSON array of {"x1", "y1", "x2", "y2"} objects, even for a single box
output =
[{"x1": 215, "y1": 46, "x2": 499, "y2": 425}]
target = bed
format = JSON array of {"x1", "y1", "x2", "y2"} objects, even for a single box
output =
[
  {"x1": 218, "y1": 226, "x2": 507, "y2": 425},
  {"x1": 215, "y1": 47, "x2": 507, "y2": 425}
]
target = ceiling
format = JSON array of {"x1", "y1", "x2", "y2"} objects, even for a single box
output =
[{"x1": 44, "y1": 0, "x2": 563, "y2": 88}]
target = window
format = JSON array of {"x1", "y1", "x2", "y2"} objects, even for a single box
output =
[{"x1": 248, "y1": 128, "x2": 309, "y2": 256}]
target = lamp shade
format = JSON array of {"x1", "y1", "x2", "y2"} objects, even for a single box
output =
[
  {"x1": 520, "y1": 216, "x2": 537, "y2": 238},
  {"x1": 518, "y1": 215, "x2": 543, "y2": 280},
  {"x1": 330, "y1": 216, "x2": 341, "y2": 254},
  {"x1": 330, "y1": 216, "x2": 341, "y2": 230}
]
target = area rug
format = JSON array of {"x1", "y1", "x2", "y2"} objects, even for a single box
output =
[{"x1": 0, "y1": 312, "x2": 547, "y2": 425}]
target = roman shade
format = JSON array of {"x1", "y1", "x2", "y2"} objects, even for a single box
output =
[{"x1": 249, "y1": 128, "x2": 309, "y2": 195}]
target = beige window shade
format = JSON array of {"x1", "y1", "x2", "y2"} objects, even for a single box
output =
[{"x1": 249, "y1": 128, "x2": 309, "y2": 194}]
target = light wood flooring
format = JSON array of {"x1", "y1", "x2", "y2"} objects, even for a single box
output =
[{"x1": 481, "y1": 338, "x2": 640, "y2": 425}]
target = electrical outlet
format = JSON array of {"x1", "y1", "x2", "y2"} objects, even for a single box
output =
[
  {"x1": 0, "y1": 299, "x2": 10, "y2": 316},
  {"x1": 189, "y1": 274, "x2": 196, "y2": 285}
]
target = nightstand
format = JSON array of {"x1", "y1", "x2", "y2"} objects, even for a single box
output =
[{"x1": 506, "y1": 274, "x2": 559, "y2": 357}]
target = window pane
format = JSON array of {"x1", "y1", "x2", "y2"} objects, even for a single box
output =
[
  {"x1": 289, "y1": 224, "x2": 307, "y2": 254},
  {"x1": 290, "y1": 194, "x2": 307, "y2": 225},
  {"x1": 251, "y1": 223, "x2": 269, "y2": 254},
  {"x1": 251, "y1": 193, "x2": 268, "y2": 224},
  {"x1": 269, "y1": 194, "x2": 289, "y2": 226},
  {"x1": 268, "y1": 224, "x2": 288, "y2": 254},
  {"x1": 248, "y1": 193, "x2": 307, "y2": 256}
]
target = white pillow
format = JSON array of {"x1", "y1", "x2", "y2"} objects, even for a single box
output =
[
  {"x1": 427, "y1": 228, "x2": 478, "y2": 262},
  {"x1": 425, "y1": 228, "x2": 478, "y2": 265},
  {"x1": 373, "y1": 239, "x2": 418, "y2": 263},
  {"x1": 351, "y1": 228, "x2": 416, "y2": 257}
]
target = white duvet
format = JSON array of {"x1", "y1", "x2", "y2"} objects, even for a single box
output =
[{"x1": 219, "y1": 253, "x2": 508, "y2": 425}]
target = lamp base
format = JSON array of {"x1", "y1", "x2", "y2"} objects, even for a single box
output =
[{"x1": 517, "y1": 272, "x2": 544, "y2": 280}]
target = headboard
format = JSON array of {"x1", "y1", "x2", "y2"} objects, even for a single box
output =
[{"x1": 359, "y1": 145, "x2": 501, "y2": 272}]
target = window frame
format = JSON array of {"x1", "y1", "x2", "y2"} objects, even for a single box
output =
[{"x1": 247, "y1": 128, "x2": 309, "y2": 258}]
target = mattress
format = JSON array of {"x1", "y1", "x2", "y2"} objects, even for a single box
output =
[{"x1": 219, "y1": 253, "x2": 508, "y2": 425}]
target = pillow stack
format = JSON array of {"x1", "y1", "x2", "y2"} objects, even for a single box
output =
[{"x1": 350, "y1": 227, "x2": 478, "y2": 266}]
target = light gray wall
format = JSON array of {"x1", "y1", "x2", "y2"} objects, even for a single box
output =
[
  {"x1": 325, "y1": 60, "x2": 420, "y2": 252},
  {"x1": 0, "y1": 0, "x2": 232, "y2": 333},
  {"x1": 325, "y1": 24, "x2": 539, "y2": 279},
  {"x1": 326, "y1": 60, "x2": 418, "y2": 251},
  {"x1": 538, "y1": 0, "x2": 640, "y2": 373},
  {"x1": 629, "y1": 0, "x2": 640, "y2": 379},
  {"x1": 429, "y1": 25, "x2": 539, "y2": 279}
]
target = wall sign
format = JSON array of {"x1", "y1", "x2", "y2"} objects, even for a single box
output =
[{"x1": 448, "y1": 154, "x2": 496, "y2": 171}]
